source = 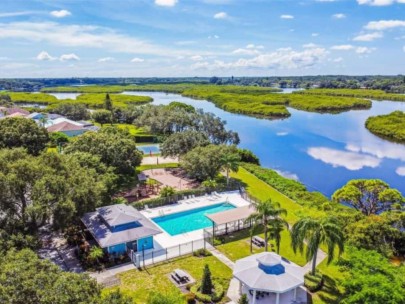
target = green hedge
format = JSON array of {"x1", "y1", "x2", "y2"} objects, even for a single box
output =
[
  {"x1": 241, "y1": 163, "x2": 330, "y2": 208},
  {"x1": 304, "y1": 271, "x2": 324, "y2": 292},
  {"x1": 190, "y1": 281, "x2": 224, "y2": 303}
]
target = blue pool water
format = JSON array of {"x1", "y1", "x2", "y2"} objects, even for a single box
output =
[
  {"x1": 138, "y1": 144, "x2": 160, "y2": 154},
  {"x1": 153, "y1": 203, "x2": 235, "y2": 236}
]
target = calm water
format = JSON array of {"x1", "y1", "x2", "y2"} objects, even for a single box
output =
[
  {"x1": 137, "y1": 144, "x2": 160, "y2": 154},
  {"x1": 153, "y1": 203, "x2": 235, "y2": 236},
  {"x1": 49, "y1": 93, "x2": 81, "y2": 100},
  {"x1": 121, "y1": 91, "x2": 405, "y2": 197}
]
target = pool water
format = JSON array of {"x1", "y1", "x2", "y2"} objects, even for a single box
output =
[
  {"x1": 138, "y1": 144, "x2": 160, "y2": 154},
  {"x1": 153, "y1": 203, "x2": 235, "y2": 236}
]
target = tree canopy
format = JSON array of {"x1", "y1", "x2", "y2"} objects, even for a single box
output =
[
  {"x1": 181, "y1": 145, "x2": 237, "y2": 181},
  {"x1": 92, "y1": 109, "x2": 113, "y2": 126},
  {"x1": 0, "y1": 148, "x2": 116, "y2": 232},
  {"x1": 134, "y1": 104, "x2": 239, "y2": 145},
  {"x1": 52, "y1": 103, "x2": 90, "y2": 121},
  {"x1": 332, "y1": 179, "x2": 404, "y2": 215},
  {"x1": 0, "y1": 249, "x2": 100, "y2": 304},
  {"x1": 339, "y1": 247, "x2": 405, "y2": 304},
  {"x1": 160, "y1": 130, "x2": 210, "y2": 158},
  {"x1": 0, "y1": 118, "x2": 48, "y2": 155},
  {"x1": 64, "y1": 127, "x2": 142, "y2": 175}
]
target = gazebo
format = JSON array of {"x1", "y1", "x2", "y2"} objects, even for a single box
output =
[{"x1": 233, "y1": 252, "x2": 307, "y2": 304}]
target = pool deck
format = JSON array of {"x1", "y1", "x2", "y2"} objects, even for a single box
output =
[{"x1": 141, "y1": 191, "x2": 251, "y2": 249}]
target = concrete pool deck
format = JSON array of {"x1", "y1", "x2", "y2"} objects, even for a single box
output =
[{"x1": 141, "y1": 191, "x2": 251, "y2": 249}]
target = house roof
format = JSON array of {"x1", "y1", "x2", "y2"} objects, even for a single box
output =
[
  {"x1": 44, "y1": 117, "x2": 84, "y2": 128},
  {"x1": 233, "y1": 252, "x2": 305, "y2": 293},
  {"x1": 2, "y1": 107, "x2": 30, "y2": 115},
  {"x1": 206, "y1": 205, "x2": 256, "y2": 226},
  {"x1": 26, "y1": 112, "x2": 43, "y2": 119},
  {"x1": 97, "y1": 204, "x2": 142, "y2": 227},
  {"x1": 6, "y1": 112, "x2": 28, "y2": 118},
  {"x1": 47, "y1": 121, "x2": 84, "y2": 132},
  {"x1": 81, "y1": 204, "x2": 162, "y2": 248}
]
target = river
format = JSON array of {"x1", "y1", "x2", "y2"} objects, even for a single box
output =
[{"x1": 51, "y1": 91, "x2": 405, "y2": 197}]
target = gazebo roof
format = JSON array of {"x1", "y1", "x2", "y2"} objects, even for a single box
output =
[{"x1": 233, "y1": 252, "x2": 305, "y2": 293}]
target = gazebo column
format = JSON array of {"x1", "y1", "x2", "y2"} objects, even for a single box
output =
[
  {"x1": 276, "y1": 292, "x2": 280, "y2": 304},
  {"x1": 294, "y1": 287, "x2": 297, "y2": 300},
  {"x1": 252, "y1": 290, "x2": 257, "y2": 304}
]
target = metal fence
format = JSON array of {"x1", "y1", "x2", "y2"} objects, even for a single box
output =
[{"x1": 132, "y1": 238, "x2": 208, "y2": 268}]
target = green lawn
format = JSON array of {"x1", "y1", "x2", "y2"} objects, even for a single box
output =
[
  {"x1": 217, "y1": 228, "x2": 308, "y2": 266},
  {"x1": 230, "y1": 168, "x2": 302, "y2": 223},
  {"x1": 229, "y1": 167, "x2": 342, "y2": 303},
  {"x1": 104, "y1": 255, "x2": 232, "y2": 304},
  {"x1": 93, "y1": 122, "x2": 150, "y2": 136}
]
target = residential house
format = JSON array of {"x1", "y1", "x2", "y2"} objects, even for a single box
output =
[{"x1": 81, "y1": 204, "x2": 161, "y2": 255}]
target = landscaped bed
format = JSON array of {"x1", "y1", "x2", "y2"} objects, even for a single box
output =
[{"x1": 103, "y1": 254, "x2": 232, "y2": 303}]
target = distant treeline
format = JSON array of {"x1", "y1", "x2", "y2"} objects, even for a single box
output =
[{"x1": 2, "y1": 75, "x2": 405, "y2": 93}]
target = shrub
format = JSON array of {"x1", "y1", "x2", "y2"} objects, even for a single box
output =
[
  {"x1": 193, "y1": 248, "x2": 212, "y2": 257},
  {"x1": 160, "y1": 186, "x2": 176, "y2": 197},
  {"x1": 201, "y1": 264, "x2": 213, "y2": 295},
  {"x1": 190, "y1": 281, "x2": 224, "y2": 303},
  {"x1": 304, "y1": 270, "x2": 324, "y2": 292},
  {"x1": 185, "y1": 292, "x2": 196, "y2": 304},
  {"x1": 238, "y1": 294, "x2": 249, "y2": 304}
]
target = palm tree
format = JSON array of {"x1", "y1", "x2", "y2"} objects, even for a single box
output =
[
  {"x1": 291, "y1": 217, "x2": 344, "y2": 275},
  {"x1": 246, "y1": 199, "x2": 287, "y2": 252},
  {"x1": 88, "y1": 246, "x2": 104, "y2": 265},
  {"x1": 221, "y1": 152, "x2": 240, "y2": 186},
  {"x1": 268, "y1": 217, "x2": 289, "y2": 254}
]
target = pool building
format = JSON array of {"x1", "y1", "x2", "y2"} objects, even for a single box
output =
[{"x1": 81, "y1": 204, "x2": 162, "y2": 255}]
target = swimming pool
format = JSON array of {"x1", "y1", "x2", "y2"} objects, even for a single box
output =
[
  {"x1": 152, "y1": 203, "x2": 235, "y2": 236},
  {"x1": 137, "y1": 144, "x2": 160, "y2": 154}
]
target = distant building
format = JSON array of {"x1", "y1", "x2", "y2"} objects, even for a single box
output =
[
  {"x1": 81, "y1": 204, "x2": 161, "y2": 255},
  {"x1": 47, "y1": 121, "x2": 87, "y2": 137}
]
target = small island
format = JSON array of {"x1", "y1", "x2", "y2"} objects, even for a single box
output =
[{"x1": 365, "y1": 111, "x2": 405, "y2": 143}]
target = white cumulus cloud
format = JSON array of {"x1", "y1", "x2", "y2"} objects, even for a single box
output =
[
  {"x1": 155, "y1": 0, "x2": 178, "y2": 7},
  {"x1": 193, "y1": 47, "x2": 328, "y2": 70},
  {"x1": 98, "y1": 57, "x2": 115, "y2": 62},
  {"x1": 130, "y1": 57, "x2": 144, "y2": 63},
  {"x1": 190, "y1": 55, "x2": 203, "y2": 61},
  {"x1": 214, "y1": 12, "x2": 228, "y2": 19},
  {"x1": 60, "y1": 53, "x2": 80, "y2": 61},
  {"x1": 333, "y1": 13, "x2": 346, "y2": 19},
  {"x1": 331, "y1": 44, "x2": 354, "y2": 50},
  {"x1": 280, "y1": 15, "x2": 294, "y2": 19},
  {"x1": 356, "y1": 46, "x2": 375, "y2": 54},
  {"x1": 365, "y1": 20, "x2": 405, "y2": 30},
  {"x1": 353, "y1": 32, "x2": 383, "y2": 41},
  {"x1": 396, "y1": 166, "x2": 405, "y2": 176},
  {"x1": 357, "y1": 0, "x2": 405, "y2": 6},
  {"x1": 50, "y1": 10, "x2": 71, "y2": 18},
  {"x1": 36, "y1": 51, "x2": 56, "y2": 61}
]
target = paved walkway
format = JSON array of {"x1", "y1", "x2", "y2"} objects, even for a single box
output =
[
  {"x1": 141, "y1": 156, "x2": 178, "y2": 165},
  {"x1": 89, "y1": 262, "x2": 136, "y2": 284},
  {"x1": 303, "y1": 249, "x2": 327, "y2": 272},
  {"x1": 208, "y1": 248, "x2": 241, "y2": 303}
]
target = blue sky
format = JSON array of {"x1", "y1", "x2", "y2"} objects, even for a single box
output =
[{"x1": 0, "y1": 0, "x2": 404, "y2": 77}]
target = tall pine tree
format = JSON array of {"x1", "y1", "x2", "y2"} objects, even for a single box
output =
[
  {"x1": 201, "y1": 264, "x2": 213, "y2": 295},
  {"x1": 104, "y1": 93, "x2": 113, "y2": 111}
]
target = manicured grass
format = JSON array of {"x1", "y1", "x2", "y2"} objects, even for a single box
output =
[
  {"x1": 216, "y1": 228, "x2": 307, "y2": 266},
  {"x1": 311, "y1": 258, "x2": 346, "y2": 304},
  {"x1": 230, "y1": 167, "x2": 302, "y2": 223},
  {"x1": 104, "y1": 255, "x2": 232, "y2": 304},
  {"x1": 93, "y1": 123, "x2": 150, "y2": 136}
]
